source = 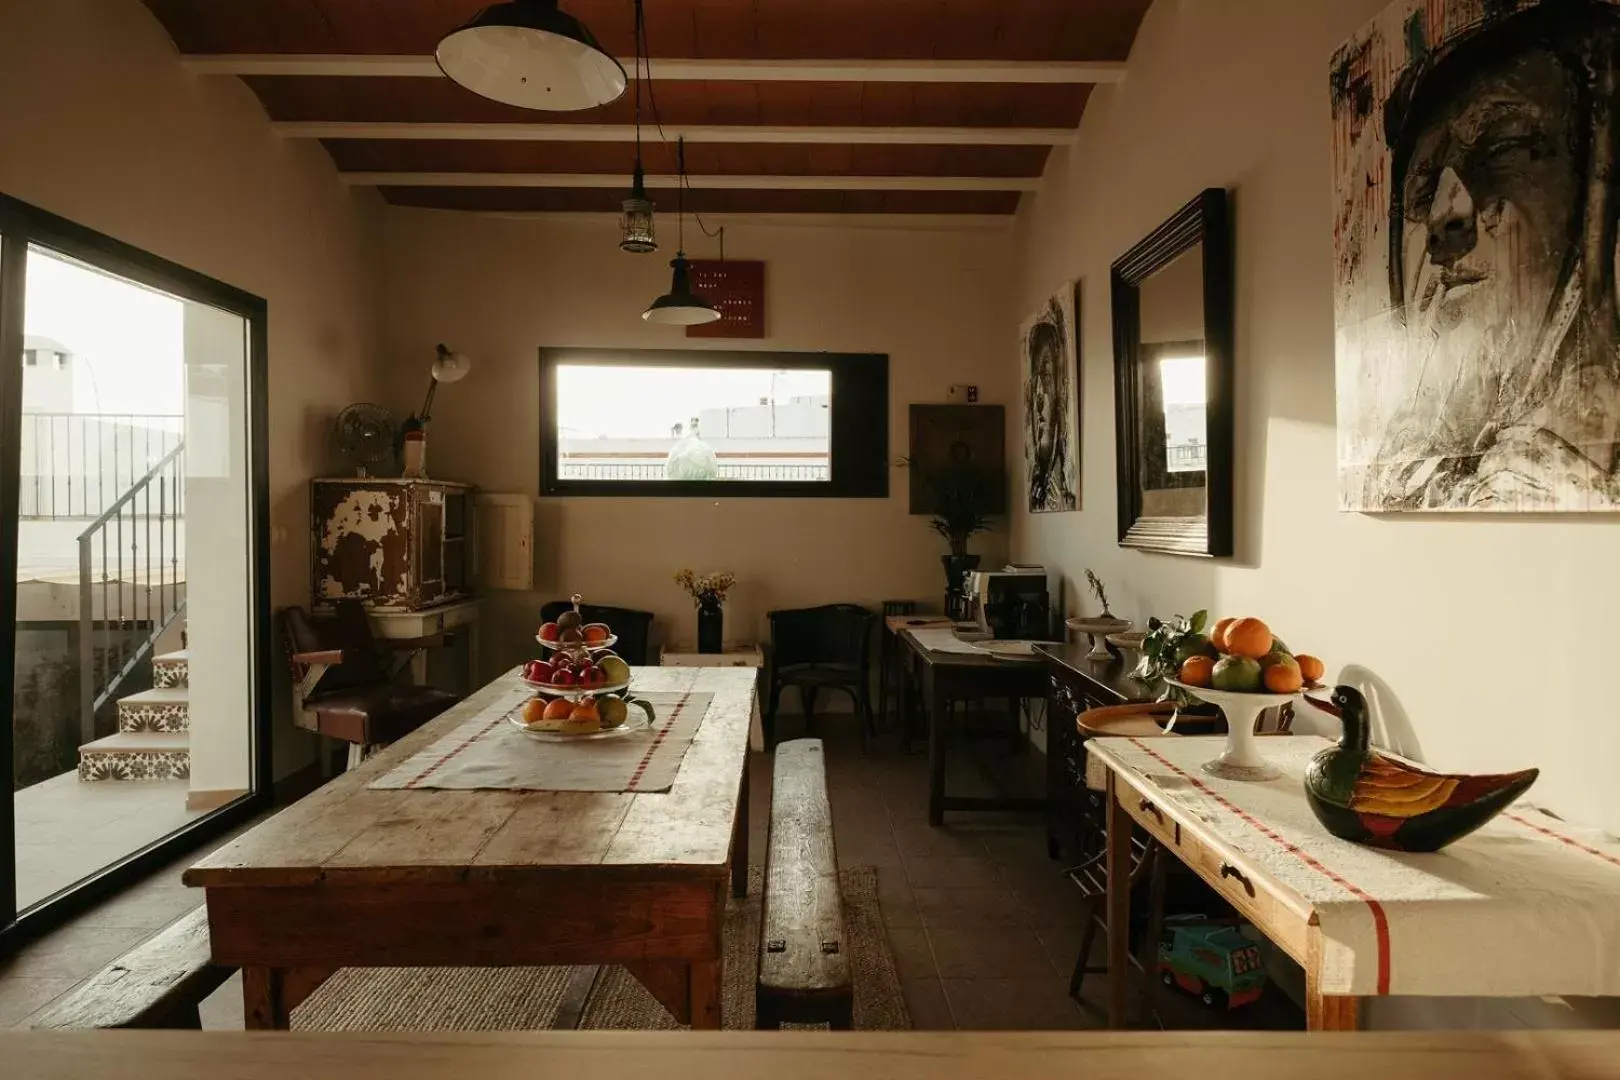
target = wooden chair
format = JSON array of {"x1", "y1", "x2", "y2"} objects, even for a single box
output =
[
  {"x1": 756, "y1": 739, "x2": 852, "y2": 1030},
  {"x1": 539, "y1": 600, "x2": 654, "y2": 666},
  {"x1": 283, "y1": 601, "x2": 460, "y2": 769},
  {"x1": 1065, "y1": 701, "x2": 1182, "y2": 1018},
  {"x1": 32, "y1": 907, "x2": 233, "y2": 1029},
  {"x1": 763, "y1": 604, "x2": 876, "y2": 751}
]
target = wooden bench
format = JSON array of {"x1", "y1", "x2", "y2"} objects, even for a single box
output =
[
  {"x1": 32, "y1": 906, "x2": 234, "y2": 1030},
  {"x1": 756, "y1": 738, "x2": 853, "y2": 1030}
]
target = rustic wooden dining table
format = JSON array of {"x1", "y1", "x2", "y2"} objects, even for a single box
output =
[{"x1": 184, "y1": 665, "x2": 758, "y2": 1030}]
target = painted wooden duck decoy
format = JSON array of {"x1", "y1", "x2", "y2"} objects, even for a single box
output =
[{"x1": 1303, "y1": 686, "x2": 1538, "y2": 853}]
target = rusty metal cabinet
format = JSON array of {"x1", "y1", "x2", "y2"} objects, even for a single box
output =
[{"x1": 311, "y1": 478, "x2": 473, "y2": 613}]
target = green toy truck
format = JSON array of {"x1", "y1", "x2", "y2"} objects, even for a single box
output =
[{"x1": 1156, "y1": 917, "x2": 1267, "y2": 1009}]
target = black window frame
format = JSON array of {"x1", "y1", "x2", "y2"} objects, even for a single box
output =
[
  {"x1": 539, "y1": 346, "x2": 889, "y2": 499},
  {"x1": 0, "y1": 191, "x2": 273, "y2": 948}
]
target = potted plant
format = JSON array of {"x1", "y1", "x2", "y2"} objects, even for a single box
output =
[
  {"x1": 1068, "y1": 569, "x2": 1132, "y2": 661},
  {"x1": 921, "y1": 458, "x2": 994, "y2": 613}
]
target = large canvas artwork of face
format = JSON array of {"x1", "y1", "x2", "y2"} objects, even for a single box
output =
[
  {"x1": 1331, "y1": 0, "x2": 1620, "y2": 511},
  {"x1": 1021, "y1": 290, "x2": 1080, "y2": 513}
]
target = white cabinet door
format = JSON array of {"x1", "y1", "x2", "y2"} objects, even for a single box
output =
[{"x1": 473, "y1": 493, "x2": 533, "y2": 590}]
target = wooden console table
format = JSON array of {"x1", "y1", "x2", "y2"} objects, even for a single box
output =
[{"x1": 1090, "y1": 734, "x2": 1620, "y2": 1032}]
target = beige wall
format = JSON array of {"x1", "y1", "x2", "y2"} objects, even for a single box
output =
[
  {"x1": 0, "y1": 0, "x2": 384, "y2": 779},
  {"x1": 379, "y1": 210, "x2": 1014, "y2": 681},
  {"x1": 1012, "y1": 0, "x2": 1620, "y2": 1026}
]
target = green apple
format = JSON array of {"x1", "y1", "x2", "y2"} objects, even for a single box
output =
[{"x1": 1211, "y1": 656, "x2": 1262, "y2": 692}]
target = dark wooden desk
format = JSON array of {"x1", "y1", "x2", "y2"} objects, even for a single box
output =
[{"x1": 897, "y1": 628, "x2": 1051, "y2": 826}]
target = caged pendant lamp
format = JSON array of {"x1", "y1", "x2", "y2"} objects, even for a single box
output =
[
  {"x1": 619, "y1": 0, "x2": 656, "y2": 253},
  {"x1": 436, "y1": 0, "x2": 626, "y2": 112},
  {"x1": 643, "y1": 138, "x2": 721, "y2": 326}
]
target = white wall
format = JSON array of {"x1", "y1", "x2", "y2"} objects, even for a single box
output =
[
  {"x1": 1009, "y1": 0, "x2": 1619, "y2": 1027},
  {"x1": 0, "y1": 0, "x2": 385, "y2": 780},
  {"x1": 379, "y1": 210, "x2": 1015, "y2": 681}
]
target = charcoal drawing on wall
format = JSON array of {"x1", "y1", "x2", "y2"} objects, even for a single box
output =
[
  {"x1": 1021, "y1": 290, "x2": 1080, "y2": 513},
  {"x1": 1331, "y1": 0, "x2": 1620, "y2": 511}
]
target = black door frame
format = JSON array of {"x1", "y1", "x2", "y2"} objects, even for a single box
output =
[{"x1": 0, "y1": 192, "x2": 273, "y2": 948}]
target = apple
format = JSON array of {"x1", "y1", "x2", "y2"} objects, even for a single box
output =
[
  {"x1": 522, "y1": 660, "x2": 545, "y2": 682},
  {"x1": 581, "y1": 665, "x2": 608, "y2": 689},
  {"x1": 530, "y1": 661, "x2": 557, "y2": 684},
  {"x1": 551, "y1": 669, "x2": 577, "y2": 687},
  {"x1": 538, "y1": 622, "x2": 560, "y2": 642}
]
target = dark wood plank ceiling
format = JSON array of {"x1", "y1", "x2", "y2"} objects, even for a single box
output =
[{"x1": 140, "y1": 0, "x2": 1150, "y2": 216}]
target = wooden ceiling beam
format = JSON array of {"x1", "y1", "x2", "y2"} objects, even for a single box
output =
[
  {"x1": 274, "y1": 122, "x2": 1074, "y2": 146},
  {"x1": 181, "y1": 55, "x2": 1126, "y2": 84},
  {"x1": 344, "y1": 173, "x2": 1042, "y2": 192}
]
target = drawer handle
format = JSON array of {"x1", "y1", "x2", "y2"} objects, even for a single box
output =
[
  {"x1": 1220, "y1": 862, "x2": 1256, "y2": 898},
  {"x1": 1137, "y1": 797, "x2": 1165, "y2": 824}
]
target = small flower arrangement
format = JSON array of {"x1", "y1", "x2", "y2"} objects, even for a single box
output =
[{"x1": 674, "y1": 568, "x2": 736, "y2": 608}]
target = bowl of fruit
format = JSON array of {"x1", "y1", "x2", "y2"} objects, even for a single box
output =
[
  {"x1": 521, "y1": 652, "x2": 632, "y2": 699},
  {"x1": 509, "y1": 691, "x2": 655, "y2": 742},
  {"x1": 537, "y1": 601, "x2": 617, "y2": 653},
  {"x1": 1164, "y1": 616, "x2": 1326, "y2": 783}
]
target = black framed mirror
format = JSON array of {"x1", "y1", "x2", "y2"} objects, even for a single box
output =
[{"x1": 1111, "y1": 188, "x2": 1234, "y2": 557}]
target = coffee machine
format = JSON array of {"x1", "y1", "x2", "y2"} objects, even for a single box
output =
[{"x1": 964, "y1": 567, "x2": 1054, "y2": 640}]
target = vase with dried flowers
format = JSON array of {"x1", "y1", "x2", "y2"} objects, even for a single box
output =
[{"x1": 675, "y1": 569, "x2": 736, "y2": 654}]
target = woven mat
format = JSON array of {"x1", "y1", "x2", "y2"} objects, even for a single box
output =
[
  {"x1": 290, "y1": 866, "x2": 908, "y2": 1032},
  {"x1": 369, "y1": 690, "x2": 712, "y2": 793}
]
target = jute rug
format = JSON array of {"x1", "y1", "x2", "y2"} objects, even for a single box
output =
[{"x1": 290, "y1": 866, "x2": 909, "y2": 1031}]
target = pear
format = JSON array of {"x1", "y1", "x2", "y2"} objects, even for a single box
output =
[{"x1": 598, "y1": 656, "x2": 631, "y2": 685}]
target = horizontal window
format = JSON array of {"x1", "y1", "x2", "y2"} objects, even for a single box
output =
[{"x1": 539, "y1": 348, "x2": 888, "y2": 498}]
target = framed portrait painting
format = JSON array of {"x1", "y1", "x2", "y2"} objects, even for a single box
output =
[
  {"x1": 1021, "y1": 283, "x2": 1081, "y2": 513},
  {"x1": 1331, "y1": 0, "x2": 1620, "y2": 511}
]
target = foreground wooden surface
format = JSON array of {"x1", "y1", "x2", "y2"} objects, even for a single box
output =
[
  {"x1": 9, "y1": 1032, "x2": 1620, "y2": 1080},
  {"x1": 186, "y1": 667, "x2": 755, "y2": 1031}
]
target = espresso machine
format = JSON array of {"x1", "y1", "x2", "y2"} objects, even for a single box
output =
[{"x1": 963, "y1": 567, "x2": 1053, "y2": 640}]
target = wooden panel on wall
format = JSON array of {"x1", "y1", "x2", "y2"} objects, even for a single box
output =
[
  {"x1": 685, "y1": 260, "x2": 765, "y2": 339},
  {"x1": 908, "y1": 404, "x2": 1007, "y2": 515}
]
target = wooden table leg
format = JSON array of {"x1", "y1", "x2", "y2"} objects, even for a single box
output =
[
  {"x1": 926, "y1": 670, "x2": 948, "y2": 826},
  {"x1": 1306, "y1": 932, "x2": 1361, "y2": 1030},
  {"x1": 688, "y1": 958, "x2": 723, "y2": 1030},
  {"x1": 243, "y1": 965, "x2": 335, "y2": 1030},
  {"x1": 732, "y1": 752, "x2": 750, "y2": 899},
  {"x1": 1104, "y1": 773, "x2": 1131, "y2": 1028}
]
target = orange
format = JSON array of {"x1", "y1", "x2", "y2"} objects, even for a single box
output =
[
  {"x1": 583, "y1": 624, "x2": 610, "y2": 644},
  {"x1": 1263, "y1": 663, "x2": 1304, "y2": 693},
  {"x1": 1179, "y1": 655, "x2": 1215, "y2": 687},
  {"x1": 543, "y1": 697, "x2": 574, "y2": 721},
  {"x1": 1211, "y1": 617, "x2": 1238, "y2": 653},
  {"x1": 522, "y1": 698, "x2": 547, "y2": 724},
  {"x1": 1224, "y1": 617, "x2": 1274, "y2": 660},
  {"x1": 1295, "y1": 654, "x2": 1325, "y2": 684}
]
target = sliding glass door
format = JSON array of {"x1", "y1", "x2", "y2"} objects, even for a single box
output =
[{"x1": 0, "y1": 194, "x2": 270, "y2": 941}]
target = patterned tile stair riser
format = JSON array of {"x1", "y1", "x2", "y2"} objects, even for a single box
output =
[
  {"x1": 117, "y1": 699, "x2": 190, "y2": 733},
  {"x1": 153, "y1": 658, "x2": 189, "y2": 689},
  {"x1": 78, "y1": 750, "x2": 190, "y2": 782}
]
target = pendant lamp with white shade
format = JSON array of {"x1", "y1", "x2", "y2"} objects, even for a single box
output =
[
  {"x1": 436, "y1": 0, "x2": 626, "y2": 112},
  {"x1": 643, "y1": 138, "x2": 721, "y2": 326}
]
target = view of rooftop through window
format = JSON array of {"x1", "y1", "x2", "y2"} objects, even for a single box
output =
[
  {"x1": 555, "y1": 364, "x2": 832, "y2": 482},
  {"x1": 1159, "y1": 353, "x2": 1208, "y2": 474}
]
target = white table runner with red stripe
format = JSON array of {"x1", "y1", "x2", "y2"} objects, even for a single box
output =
[
  {"x1": 1089, "y1": 735, "x2": 1620, "y2": 998},
  {"x1": 370, "y1": 678, "x2": 712, "y2": 793}
]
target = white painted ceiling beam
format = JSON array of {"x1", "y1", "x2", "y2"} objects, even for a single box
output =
[
  {"x1": 182, "y1": 55, "x2": 1126, "y2": 84},
  {"x1": 274, "y1": 121, "x2": 1075, "y2": 146},
  {"x1": 342, "y1": 172, "x2": 1040, "y2": 192}
]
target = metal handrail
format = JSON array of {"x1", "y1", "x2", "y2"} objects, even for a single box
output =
[
  {"x1": 75, "y1": 442, "x2": 186, "y2": 543},
  {"x1": 76, "y1": 439, "x2": 187, "y2": 743}
]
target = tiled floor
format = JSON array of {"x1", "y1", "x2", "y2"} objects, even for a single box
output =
[
  {"x1": 1, "y1": 717, "x2": 1109, "y2": 1031},
  {"x1": 13, "y1": 772, "x2": 207, "y2": 910}
]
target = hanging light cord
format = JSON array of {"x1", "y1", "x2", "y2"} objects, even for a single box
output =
[{"x1": 639, "y1": 0, "x2": 724, "y2": 261}]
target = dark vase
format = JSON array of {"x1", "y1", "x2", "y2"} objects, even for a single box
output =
[
  {"x1": 697, "y1": 598, "x2": 724, "y2": 654},
  {"x1": 941, "y1": 553, "x2": 981, "y2": 620}
]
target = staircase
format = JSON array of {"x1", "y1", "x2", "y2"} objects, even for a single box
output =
[{"x1": 77, "y1": 650, "x2": 190, "y2": 781}]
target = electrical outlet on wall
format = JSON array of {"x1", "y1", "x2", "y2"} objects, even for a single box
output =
[{"x1": 947, "y1": 383, "x2": 979, "y2": 403}]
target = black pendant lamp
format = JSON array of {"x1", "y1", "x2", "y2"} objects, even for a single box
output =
[
  {"x1": 619, "y1": 0, "x2": 656, "y2": 253},
  {"x1": 436, "y1": 0, "x2": 626, "y2": 112},
  {"x1": 643, "y1": 139, "x2": 720, "y2": 325}
]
